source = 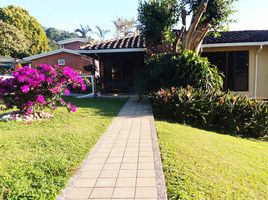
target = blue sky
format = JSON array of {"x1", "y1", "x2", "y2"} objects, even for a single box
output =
[{"x1": 0, "y1": 0, "x2": 268, "y2": 39}]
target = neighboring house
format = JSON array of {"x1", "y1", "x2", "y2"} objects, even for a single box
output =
[
  {"x1": 0, "y1": 57, "x2": 29, "y2": 75},
  {"x1": 24, "y1": 38, "x2": 92, "y2": 73},
  {"x1": 57, "y1": 38, "x2": 88, "y2": 50},
  {"x1": 202, "y1": 30, "x2": 268, "y2": 99},
  {"x1": 79, "y1": 30, "x2": 268, "y2": 99}
]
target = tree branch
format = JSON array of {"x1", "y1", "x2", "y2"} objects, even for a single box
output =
[
  {"x1": 184, "y1": 0, "x2": 208, "y2": 50},
  {"x1": 173, "y1": 25, "x2": 186, "y2": 53},
  {"x1": 190, "y1": 23, "x2": 211, "y2": 53}
]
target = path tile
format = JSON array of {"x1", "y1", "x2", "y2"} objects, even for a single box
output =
[{"x1": 60, "y1": 97, "x2": 167, "y2": 200}]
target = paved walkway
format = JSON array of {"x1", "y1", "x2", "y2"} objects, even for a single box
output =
[{"x1": 58, "y1": 96, "x2": 167, "y2": 200}]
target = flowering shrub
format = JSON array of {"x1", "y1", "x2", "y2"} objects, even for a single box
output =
[
  {"x1": 0, "y1": 64, "x2": 86, "y2": 116},
  {"x1": 151, "y1": 86, "x2": 268, "y2": 138}
]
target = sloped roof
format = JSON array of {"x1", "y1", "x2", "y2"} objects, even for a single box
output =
[
  {"x1": 57, "y1": 38, "x2": 88, "y2": 45},
  {"x1": 24, "y1": 48, "x2": 80, "y2": 61},
  {"x1": 80, "y1": 30, "x2": 268, "y2": 52},
  {"x1": 81, "y1": 35, "x2": 146, "y2": 50},
  {"x1": 203, "y1": 30, "x2": 268, "y2": 44}
]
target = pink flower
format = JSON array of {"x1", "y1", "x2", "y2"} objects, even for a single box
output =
[
  {"x1": 26, "y1": 107, "x2": 33, "y2": 115},
  {"x1": 37, "y1": 95, "x2": 46, "y2": 104},
  {"x1": 46, "y1": 77, "x2": 53, "y2": 84},
  {"x1": 64, "y1": 89, "x2": 70, "y2": 95},
  {"x1": 21, "y1": 85, "x2": 30, "y2": 93},
  {"x1": 71, "y1": 105, "x2": 76, "y2": 112},
  {"x1": 81, "y1": 84, "x2": 86, "y2": 91}
]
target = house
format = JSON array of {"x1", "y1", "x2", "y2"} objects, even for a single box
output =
[
  {"x1": 79, "y1": 35, "x2": 146, "y2": 93},
  {"x1": 202, "y1": 30, "x2": 268, "y2": 99},
  {"x1": 0, "y1": 57, "x2": 29, "y2": 75},
  {"x1": 79, "y1": 30, "x2": 268, "y2": 99},
  {"x1": 24, "y1": 38, "x2": 92, "y2": 73}
]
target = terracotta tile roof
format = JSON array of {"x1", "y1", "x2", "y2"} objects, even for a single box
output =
[
  {"x1": 81, "y1": 34, "x2": 146, "y2": 50},
  {"x1": 81, "y1": 30, "x2": 268, "y2": 51},
  {"x1": 203, "y1": 30, "x2": 268, "y2": 44}
]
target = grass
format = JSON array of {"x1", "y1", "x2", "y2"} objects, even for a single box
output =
[
  {"x1": 156, "y1": 121, "x2": 268, "y2": 200},
  {"x1": 0, "y1": 97, "x2": 126, "y2": 200}
]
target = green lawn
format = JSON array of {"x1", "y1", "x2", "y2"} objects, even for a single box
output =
[
  {"x1": 0, "y1": 97, "x2": 126, "y2": 200},
  {"x1": 156, "y1": 121, "x2": 268, "y2": 200}
]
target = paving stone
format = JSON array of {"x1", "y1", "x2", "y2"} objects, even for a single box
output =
[
  {"x1": 59, "y1": 97, "x2": 166, "y2": 200},
  {"x1": 90, "y1": 188, "x2": 114, "y2": 198}
]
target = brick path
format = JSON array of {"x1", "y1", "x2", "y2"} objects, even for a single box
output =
[{"x1": 59, "y1": 96, "x2": 167, "y2": 200}]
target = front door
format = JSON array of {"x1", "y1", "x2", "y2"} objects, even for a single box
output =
[{"x1": 104, "y1": 61, "x2": 134, "y2": 93}]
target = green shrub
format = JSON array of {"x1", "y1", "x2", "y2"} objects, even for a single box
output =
[
  {"x1": 137, "y1": 51, "x2": 223, "y2": 94},
  {"x1": 151, "y1": 87, "x2": 268, "y2": 138}
]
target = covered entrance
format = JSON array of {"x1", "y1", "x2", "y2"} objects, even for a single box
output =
[{"x1": 79, "y1": 35, "x2": 146, "y2": 93}]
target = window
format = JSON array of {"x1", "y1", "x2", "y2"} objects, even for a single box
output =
[
  {"x1": 58, "y1": 59, "x2": 65, "y2": 66},
  {"x1": 202, "y1": 51, "x2": 249, "y2": 91}
]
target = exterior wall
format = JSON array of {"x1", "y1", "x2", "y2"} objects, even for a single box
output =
[
  {"x1": 202, "y1": 45, "x2": 268, "y2": 99},
  {"x1": 30, "y1": 52, "x2": 92, "y2": 73},
  {"x1": 60, "y1": 41, "x2": 85, "y2": 50},
  {"x1": 257, "y1": 46, "x2": 268, "y2": 99}
]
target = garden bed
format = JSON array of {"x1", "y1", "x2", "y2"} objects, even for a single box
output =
[
  {"x1": 156, "y1": 121, "x2": 268, "y2": 199},
  {"x1": 0, "y1": 97, "x2": 126, "y2": 199}
]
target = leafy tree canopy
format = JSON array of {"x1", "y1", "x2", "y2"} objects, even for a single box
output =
[
  {"x1": 45, "y1": 27, "x2": 79, "y2": 50},
  {"x1": 0, "y1": 20, "x2": 30, "y2": 58},
  {"x1": 45, "y1": 27, "x2": 79, "y2": 42},
  {"x1": 138, "y1": 0, "x2": 237, "y2": 53},
  {"x1": 0, "y1": 5, "x2": 50, "y2": 56}
]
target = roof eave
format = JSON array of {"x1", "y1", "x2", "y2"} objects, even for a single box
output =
[
  {"x1": 202, "y1": 41, "x2": 268, "y2": 48},
  {"x1": 78, "y1": 48, "x2": 146, "y2": 54},
  {"x1": 24, "y1": 49, "x2": 80, "y2": 61}
]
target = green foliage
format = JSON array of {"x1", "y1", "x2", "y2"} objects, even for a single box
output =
[
  {"x1": 45, "y1": 27, "x2": 79, "y2": 50},
  {"x1": 137, "y1": 0, "x2": 237, "y2": 50},
  {"x1": 0, "y1": 20, "x2": 30, "y2": 58},
  {"x1": 0, "y1": 5, "x2": 50, "y2": 56},
  {"x1": 45, "y1": 27, "x2": 79, "y2": 42},
  {"x1": 75, "y1": 24, "x2": 92, "y2": 38},
  {"x1": 0, "y1": 97, "x2": 126, "y2": 199},
  {"x1": 137, "y1": 0, "x2": 179, "y2": 47},
  {"x1": 152, "y1": 86, "x2": 268, "y2": 138},
  {"x1": 137, "y1": 51, "x2": 223, "y2": 93},
  {"x1": 157, "y1": 121, "x2": 268, "y2": 199},
  {"x1": 188, "y1": 0, "x2": 238, "y2": 32}
]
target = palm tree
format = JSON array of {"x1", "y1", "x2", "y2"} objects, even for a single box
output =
[
  {"x1": 94, "y1": 26, "x2": 110, "y2": 41},
  {"x1": 74, "y1": 24, "x2": 92, "y2": 38},
  {"x1": 123, "y1": 18, "x2": 137, "y2": 37},
  {"x1": 112, "y1": 17, "x2": 137, "y2": 38},
  {"x1": 112, "y1": 17, "x2": 126, "y2": 38}
]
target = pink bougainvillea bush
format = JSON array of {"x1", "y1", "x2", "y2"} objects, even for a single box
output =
[{"x1": 0, "y1": 64, "x2": 86, "y2": 117}]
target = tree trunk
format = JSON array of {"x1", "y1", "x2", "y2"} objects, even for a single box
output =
[{"x1": 183, "y1": 0, "x2": 209, "y2": 53}]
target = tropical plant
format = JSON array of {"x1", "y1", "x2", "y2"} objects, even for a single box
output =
[
  {"x1": 112, "y1": 17, "x2": 137, "y2": 38},
  {"x1": 112, "y1": 17, "x2": 127, "y2": 38},
  {"x1": 75, "y1": 24, "x2": 92, "y2": 38},
  {"x1": 152, "y1": 86, "x2": 268, "y2": 138},
  {"x1": 137, "y1": 51, "x2": 223, "y2": 94},
  {"x1": 94, "y1": 26, "x2": 110, "y2": 40},
  {"x1": 0, "y1": 65, "x2": 86, "y2": 117},
  {"x1": 0, "y1": 5, "x2": 50, "y2": 56},
  {"x1": 138, "y1": 0, "x2": 237, "y2": 53},
  {"x1": 0, "y1": 20, "x2": 30, "y2": 58},
  {"x1": 123, "y1": 18, "x2": 136, "y2": 36}
]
